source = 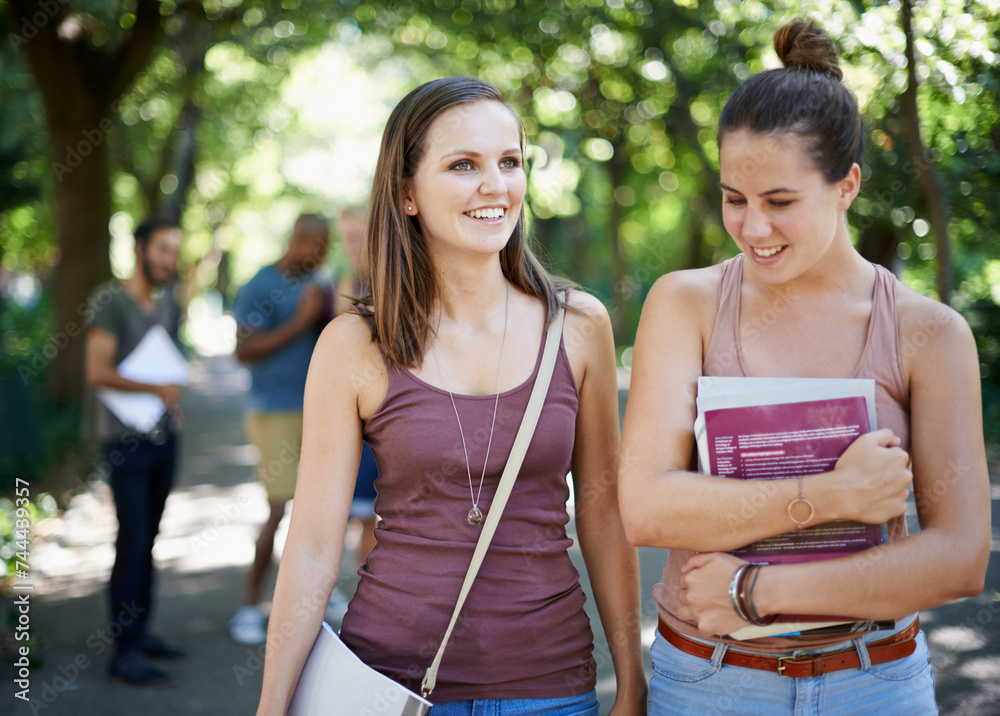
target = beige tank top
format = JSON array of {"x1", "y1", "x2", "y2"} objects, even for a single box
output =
[{"x1": 654, "y1": 254, "x2": 911, "y2": 653}]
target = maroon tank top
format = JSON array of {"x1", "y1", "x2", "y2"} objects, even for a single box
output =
[
  {"x1": 339, "y1": 313, "x2": 597, "y2": 701},
  {"x1": 655, "y1": 255, "x2": 912, "y2": 653}
]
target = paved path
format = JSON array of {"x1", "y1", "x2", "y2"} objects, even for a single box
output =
[{"x1": 3, "y1": 355, "x2": 998, "y2": 715}]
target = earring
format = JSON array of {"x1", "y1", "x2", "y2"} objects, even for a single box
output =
[{"x1": 407, "y1": 206, "x2": 413, "y2": 211}]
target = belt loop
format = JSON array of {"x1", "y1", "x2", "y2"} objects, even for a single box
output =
[
  {"x1": 853, "y1": 637, "x2": 872, "y2": 671},
  {"x1": 710, "y1": 641, "x2": 728, "y2": 669}
]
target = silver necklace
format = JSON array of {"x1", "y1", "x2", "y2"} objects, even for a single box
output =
[{"x1": 430, "y1": 282, "x2": 509, "y2": 526}]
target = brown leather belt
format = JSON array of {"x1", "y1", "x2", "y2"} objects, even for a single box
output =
[{"x1": 657, "y1": 617, "x2": 920, "y2": 678}]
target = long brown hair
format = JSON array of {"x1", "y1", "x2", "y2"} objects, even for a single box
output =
[
  {"x1": 718, "y1": 20, "x2": 863, "y2": 183},
  {"x1": 358, "y1": 76, "x2": 570, "y2": 369}
]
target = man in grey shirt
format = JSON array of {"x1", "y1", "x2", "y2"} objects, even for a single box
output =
[{"x1": 85, "y1": 218, "x2": 186, "y2": 687}]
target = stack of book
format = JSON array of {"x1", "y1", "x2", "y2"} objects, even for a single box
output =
[{"x1": 694, "y1": 376, "x2": 895, "y2": 640}]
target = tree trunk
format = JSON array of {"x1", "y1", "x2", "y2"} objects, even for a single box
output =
[
  {"x1": 158, "y1": 99, "x2": 200, "y2": 223},
  {"x1": 47, "y1": 121, "x2": 113, "y2": 404},
  {"x1": 858, "y1": 219, "x2": 899, "y2": 272},
  {"x1": 900, "y1": 0, "x2": 952, "y2": 304},
  {"x1": 607, "y1": 149, "x2": 630, "y2": 343},
  {"x1": 665, "y1": 61, "x2": 723, "y2": 271},
  {"x1": 687, "y1": 222, "x2": 706, "y2": 269},
  {"x1": 10, "y1": 0, "x2": 162, "y2": 404}
]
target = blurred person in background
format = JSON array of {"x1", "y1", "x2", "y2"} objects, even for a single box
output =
[
  {"x1": 85, "y1": 218, "x2": 188, "y2": 687},
  {"x1": 228, "y1": 214, "x2": 330, "y2": 646},
  {"x1": 324, "y1": 206, "x2": 381, "y2": 622}
]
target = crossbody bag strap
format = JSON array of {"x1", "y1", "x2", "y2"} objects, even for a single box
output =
[{"x1": 421, "y1": 304, "x2": 566, "y2": 698}]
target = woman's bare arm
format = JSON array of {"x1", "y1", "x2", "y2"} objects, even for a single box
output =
[
  {"x1": 677, "y1": 297, "x2": 990, "y2": 635},
  {"x1": 256, "y1": 314, "x2": 380, "y2": 715},
  {"x1": 619, "y1": 270, "x2": 911, "y2": 553},
  {"x1": 564, "y1": 292, "x2": 646, "y2": 715}
]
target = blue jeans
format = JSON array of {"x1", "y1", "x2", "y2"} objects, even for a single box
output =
[
  {"x1": 649, "y1": 623, "x2": 937, "y2": 715},
  {"x1": 429, "y1": 688, "x2": 599, "y2": 716},
  {"x1": 106, "y1": 430, "x2": 178, "y2": 652}
]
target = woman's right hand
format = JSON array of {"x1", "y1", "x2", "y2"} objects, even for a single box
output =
[{"x1": 825, "y1": 428, "x2": 912, "y2": 524}]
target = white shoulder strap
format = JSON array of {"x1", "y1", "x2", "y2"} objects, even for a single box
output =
[{"x1": 421, "y1": 304, "x2": 566, "y2": 697}]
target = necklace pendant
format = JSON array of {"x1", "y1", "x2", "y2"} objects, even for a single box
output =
[{"x1": 467, "y1": 507, "x2": 484, "y2": 526}]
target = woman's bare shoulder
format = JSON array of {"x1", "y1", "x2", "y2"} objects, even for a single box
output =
[
  {"x1": 642, "y1": 264, "x2": 725, "y2": 329},
  {"x1": 561, "y1": 289, "x2": 614, "y2": 371},
  {"x1": 895, "y1": 281, "x2": 973, "y2": 341},
  {"x1": 893, "y1": 280, "x2": 977, "y2": 371},
  {"x1": 315, "y1": 311, "x2": 375, "y2": 353},
  {"x1": 311, "y1": 313, "x2": 386, "y2": 388},
  {"x1": 651, "y1": 264, "x2": 723, "y2": 301},
  {"x1": 564, "y1": 287, "x2": 609, "y2": 322}
]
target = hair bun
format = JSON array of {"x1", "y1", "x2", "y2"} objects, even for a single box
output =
[{"x1": 774, "y1": 19, "x2": 843, "y2": 80}]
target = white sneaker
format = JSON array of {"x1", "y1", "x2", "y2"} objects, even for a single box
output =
[
  {"x1": 229, "y1": 605, "x2": 266, "y2": 645},
  {"x1": 325, "y1": 587, "x2": 350, "y2": 624}
]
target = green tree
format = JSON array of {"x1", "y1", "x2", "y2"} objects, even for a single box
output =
[
  {"x1": 2, "y1": 0, "x2": 997, "y2": 406},
  {"x1": 2, "y1": 0, "x2": 338, "y2": 402},
  {"x1": 7, "y1": 0, "x2": 162, "y2": 404}
]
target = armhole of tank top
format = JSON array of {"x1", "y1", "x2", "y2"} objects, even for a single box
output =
[
  {"x1": 705, "y1": 257, "x2": 741, "y2": 372},
  {"x1": 851, "y1": 265, "x2": 883, "y2": 380},
  {"x1": 555, "y1": 287, "x2": 582, "y2": 397},
  {"x1": 554, "y1": 320, "x2": 579, "y2": 397},
  {"x1": 349, "y1": 306, "x2": 397, "y2": 428},
  {"x1": 882, "y1": 267, "x2": 908, "y2": 399},
  {"x1": 863, "y1": 267, "x2": 901, "y2": 382}
]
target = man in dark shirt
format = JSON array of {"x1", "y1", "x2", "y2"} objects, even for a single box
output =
[{"x1": 85, "y1": 218, "x2": 187, "y2": 687}]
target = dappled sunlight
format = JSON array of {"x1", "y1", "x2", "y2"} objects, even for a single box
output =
[
  {"x1": 927, "y1": 625, "x2": 988, "y2": 652},
  {"x1": 26, "y1": 354, "x2": 269, "y2": 605},
  {"x1": 156, "y1": 483, "x2": 272, "y2": 572},
  {"x1": 182, "y1": 294, "x2": 237, "y2": 357},
  {"x1": 279, "y1": 43, "x2": 418, "y2": 207},
  {"x1": 184, "y1": 356, "x2": 251, "y2": 396},
  {"x1": 958, "y1": 656, "x2": 1000, "y2": 680},
  {"x1": 185, "y1": 446, "x2": 258, "y2": 479},
  {"x1": 27, "y1": 480, "x2": 277, "y2": 602}
]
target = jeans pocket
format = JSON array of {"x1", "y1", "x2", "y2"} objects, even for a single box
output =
[
  {"x1": 651, "y1": 637, "x2": 720, "y2": 683},
  {"x1": 864, "y1": 632, "x2": 934, "y2": 683}
]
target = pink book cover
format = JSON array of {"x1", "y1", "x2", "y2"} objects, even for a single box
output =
[{"x1": 704, "y1": 395, "x2": 886, "y2": 564}]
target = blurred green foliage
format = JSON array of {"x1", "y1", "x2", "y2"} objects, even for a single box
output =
[
  {"x1": 0, "y1": 297, "x2": 83, "y2": 492},
  {"x1": 0, "y1": 8, "x2": 53, "y2": 274},
  {"x1": 965, "y1": 299, "x2": 1000, "y2": 442},
  {"x1": 0, "y1": 491, "x2": 57, "y2": 648},
  {"x1": 0, "y1": 0, "x2": 998, "y2": 444}
]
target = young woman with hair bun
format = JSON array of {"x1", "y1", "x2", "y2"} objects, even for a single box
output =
[{"x1": 620, "y1": 19, "x2": 989, "y2": 714}]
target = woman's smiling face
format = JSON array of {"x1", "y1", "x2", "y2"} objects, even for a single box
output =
[
  {"x1": 404, "y1": 100, "x2": 526, "y2": 262},
  {"x1": 719, "y1": 129, "x2": 859, "y2": 284}
]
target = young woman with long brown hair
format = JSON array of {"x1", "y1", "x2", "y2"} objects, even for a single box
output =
[{"x1": 257, "y1": 77, "x2": 646, "y2": 715}]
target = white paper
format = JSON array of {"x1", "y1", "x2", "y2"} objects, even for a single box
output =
[{"x1": 97, "y1": 325, "x2": 190, "y2": 432}]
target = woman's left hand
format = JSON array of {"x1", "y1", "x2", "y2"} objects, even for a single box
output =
[{"x1": 677, "y1": 552, "x2": 751, "y2": 637}]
